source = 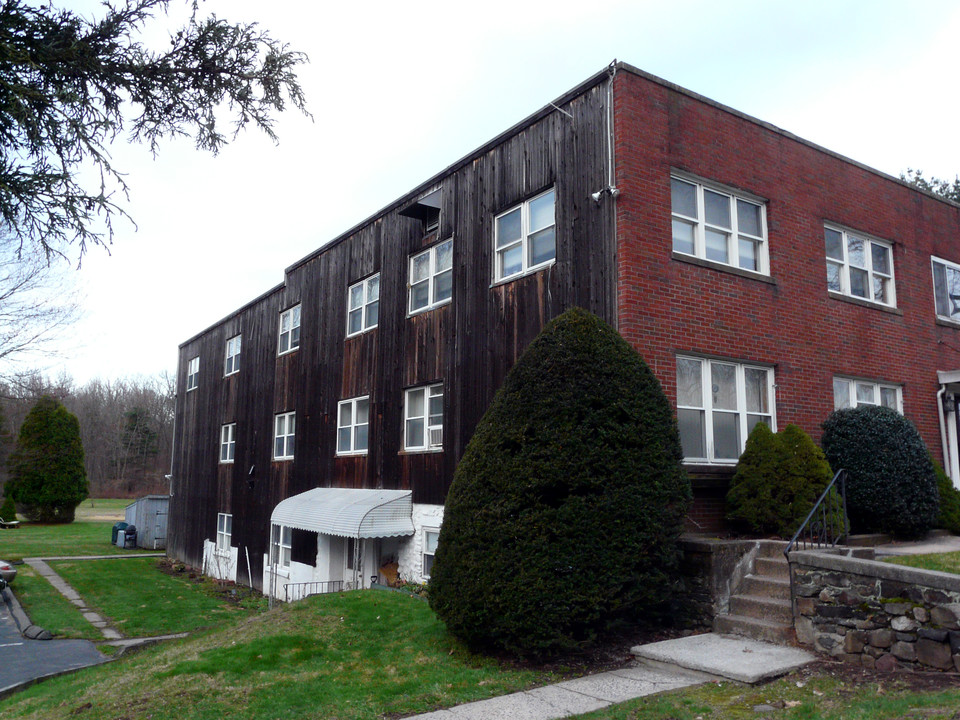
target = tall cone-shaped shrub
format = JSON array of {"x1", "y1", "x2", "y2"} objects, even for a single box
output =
[{"x1": 428, "y1": 308, "x2": 690, "y2": 657}]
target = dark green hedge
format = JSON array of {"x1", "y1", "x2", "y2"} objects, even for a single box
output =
[
  {"x1": 726, "y1": 423, "x2": 833, "y2": 537},
  {"x1": 7, "y1": 395, "x2": 87, "y2": 523},
  {"x1": 428, "y1": 308, "x2": 690, "y2": 657},
  {"x1": 933, "y1": 458, "x2": 960, "y2": 535},
  {"x1": 821, "y1": 406, "x2": 937, "y2": 539}
]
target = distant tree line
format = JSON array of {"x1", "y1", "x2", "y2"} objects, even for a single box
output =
[{"x1": 0, "y1": 372, "x2": 174, "y2": 499}]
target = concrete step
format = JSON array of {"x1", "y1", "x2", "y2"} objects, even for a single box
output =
[
  {"x1": 715, "y1": 614, "x2": 796, "y2": 645},
  {"x1": 754, "y1": 557, "x2": 789, "y2": 580},
  {"x1": 739, "y1": 574, "x2": 791, "y2": 601},
  {"x1": 756, "y1": 540, "x2": 789, "y2": 559},
  {"x1": 728, "y1": 594, "x2": 793, "y2": 625}
]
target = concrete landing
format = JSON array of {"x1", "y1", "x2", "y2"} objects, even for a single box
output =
[{"x1": 631, "y1": 633, "x2": 816, "y2": 684}]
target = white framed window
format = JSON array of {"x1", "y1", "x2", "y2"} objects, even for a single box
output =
[
  {"x1": 932, "y1": 256, "x2": 960, "y2": 322},
  {"x1": 186, "y1": 356, "x2": 199, "y2": 391},
  {"x1": 671, "y1": 175, "x2": 768, "y2": 274},
  {"x1": 216, "y1": 513, "x2": 232, "y2": 553},
  {"x1": 347, "y1": 274, "x2": 380, "y2": 336},
  {"x1": 676, "y1": 356, "x2": 775, "y2": 463},
  {"x1": 219, "y1": 423, "x2": 236, "y2": 464},
  {"x1": 274, "y1": 412, "x2": 295, "y2": 461},
  {"x1": 405, "y1": 384, "x2": 443, "y2": 451},
  {"x1": 278, "y1": 305, "x2": 301, "y2": 355},
  {"x1": 271, "y1": 524, "x2": 292, "y2": 568},
  {"x1": 495, "y1": 188, "x2": 556, "y2": 281},
  {"x1": 409, "y1": 239, "x2": 453, "y2": 314},
  {"x1": 337, "y1": 396, "x2": 369, "y2": 455},
  {"x1": 825, "y1": 225, "x2": 895, "y2": 306},
  {"x1": 224, "y1": 335, "x2": 241, "y2": 376},
  {"x1": 422, "y1": 528, "x2": 439, "y2": 579},
  {"x1": 833, "y1": 377, "x2": 902, "y2": 413}
]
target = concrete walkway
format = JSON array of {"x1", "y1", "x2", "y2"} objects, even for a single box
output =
[
  {"x1": 874, "y1": 533, "x2": 960, "y2": 557},
  {"x1": 406, "y1": 634, "x2": 816, "y2": 720}
]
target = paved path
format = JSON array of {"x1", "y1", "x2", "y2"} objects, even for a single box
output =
[{"x1": 874, "y1": 534, "x2": 960, "y2": 556}]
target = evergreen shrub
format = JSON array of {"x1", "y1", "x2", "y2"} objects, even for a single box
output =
[
  {"x1": 428, "y1": 308, "x2": 691, "y2": 657},
  {"x1": 820, "y1": 405, "x2": 938, "y2": 539},
  {"x1": 7, "y1": 395, "x2": 88, "y2": 523},
  {"x1": 0, "y1": 492, "x2": 15, "y2": 521},
  {"x1": 725, "y1": 423, "x2": 833, "y2": 537},
  {"x1": 933, "y1": 458, "x2": 960, "y2": 535}
]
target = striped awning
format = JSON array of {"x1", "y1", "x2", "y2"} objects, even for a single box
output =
[{"x1": 269, "y1": 488, "x2": 414, "y2": 539}]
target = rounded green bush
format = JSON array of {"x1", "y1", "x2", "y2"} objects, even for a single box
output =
[
  {"x1": 428, "y1": 308, "x2": 691, "y2": 657},
  {"x1": 0, "y1": 492, "x2": 16, "y2": 521},
  {"x1": 933, "y1": 458, "x2": 960, "y2": 535},
  {"x1": 820, "y1": 405, "x2": 937, "y2": 539},
  {"x1": 6, "y1": 395, "x2": 88, "y2": 523},
  {"x1": 726, "y1": 423, "x2": 833, "y2": 537}
]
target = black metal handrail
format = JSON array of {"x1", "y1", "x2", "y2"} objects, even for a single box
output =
[
  {"x1": 283, "y1": 580, "x2": 344, "y2": 603},
  {"x1": 784, "y1": 468, "x2": 850, "y2": 560}
]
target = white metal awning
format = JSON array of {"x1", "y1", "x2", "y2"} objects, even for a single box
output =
[{"x1": 269, "y1": 488, "x2": 414, "y2": 539}]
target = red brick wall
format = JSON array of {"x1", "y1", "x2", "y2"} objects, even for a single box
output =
[{"x1": 613, "y1": 69, "x2": 960, "y2": 503}]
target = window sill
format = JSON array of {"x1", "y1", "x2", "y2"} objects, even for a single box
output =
[
  {"x1": 214, "y1": 549, "x2": 231, "y2": 558},
  {"x1": 936, "y1": 317, "x2": 960, "y2": 330},
  {"x1": 277, "y1": 348, "x2": 299, "y2": 358},
  {"x1": 224, "y1": 371, "x2": 239, "y2": 378},
  {"x1": 273, "y1": 457, "x2": 294, "y2": 462},
  {"x1": 399, "y1": 448, "x2": 444, "y2": 455},
  {"x1": 407, "y1": 298, "x2": 452, "y2": 318},
  {"x1": 336, "y1": 451, "x2": 368, "y2": 458},
  {"x1": 345, "y1": 327, "x2": 378, "y2": 340},
  {"x1": 491, "y1": 259, "x2": 556, "y2": 289},
  {"x1": 827, "y1": 291, "x2": 902, "y2": 315},
  {"x1": 218, "y1": 460, "x2": 235, "y2": 466},
  {"x1": 671, "y1": 252, "x2": 775, "y2": 284}
]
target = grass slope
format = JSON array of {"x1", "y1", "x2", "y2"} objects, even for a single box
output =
[
  {"x1": 884, "y1": 550, "x2": 960, "y2": 574},
  {"x1": 3, "y1": 590, "x2": 554, "y2": 720},
  {"x1": 11, "y1": 564, "x2": 100, "y2": 640}
]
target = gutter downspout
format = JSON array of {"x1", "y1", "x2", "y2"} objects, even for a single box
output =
[{"x1": 938, "y1": 385, "x2": 950, "y2": 481}]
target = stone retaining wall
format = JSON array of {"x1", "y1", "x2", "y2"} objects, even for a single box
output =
[
  {"x1": 790, "y1": 550, "x2": 960, "y2": 672},
  {"x1": 678, "y1": 536, "x2": 762, "y2": 628}
]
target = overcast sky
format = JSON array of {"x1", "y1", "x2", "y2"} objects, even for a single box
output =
[{"x1": 28, "y1": 0, "x2": 960, "y2": 385}]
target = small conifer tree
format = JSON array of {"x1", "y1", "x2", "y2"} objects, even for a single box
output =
[
  {"x1": 6, "y1": 395, "x2": 87, "y2": 523},
  {"x1": 933, "y1": 458, "x2": 960, "y2": 535},
  {"x1": 429, "y1": 308, "x2": 690, "y2": 657},
  {"x1": 0, "y1": 492, "x2": 15, "y2": 521}
]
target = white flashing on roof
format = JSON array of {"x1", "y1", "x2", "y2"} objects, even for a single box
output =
[{"x1": 269, "y1": 488, "x2": 414, "y2": 539}]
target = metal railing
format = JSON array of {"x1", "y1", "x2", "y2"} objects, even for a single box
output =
[
  {"x1": 283, "y1": 580, "x2": 344, "y2": 603},
  {"x1": 784, "y1": 469, "x2": 850, "y2": 559}
]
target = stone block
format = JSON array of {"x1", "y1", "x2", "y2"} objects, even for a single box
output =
[
  {"x1": 794, "y1": 584, "x2": 819, "y2": 598},
  {"x1": 797, "y1": 597, "x2": 815, "y2": 616},
  {"x1": 895, "y1": 633, "x2": 917, "y2": 642},
  {"x1": 795, "y1": 616, "x2": 816, "y2": 646},
  {"x1": 875, "y1": 653, "x2": 899, "y2": 672},
  {"x1": 869, "y1": 629, "x2": 894, "y2": 648},
  {"x1": 930, "y1": 606, "x2": 960, "y2": 630},
  {"x1": 864, "y1": 645, "x2": 883, "y2": 658},
  {"x1": 816, "y1": 633, "x2": 839, "y2": 651},
  {"x1": 923, "y1": 589, "x2": 951, "y2": 605},
  {"x1": 916, "y1": 638, "x2": 953, "y2": 670},
  {"x1": 841, "y1": 653, "x2": 860, "y2": 664},
  {"x1": 879, "y1": 580, "x2": 907, "y2": 599},
  {"x1": 912, "y1": 607, "x2": 930, "y2": 623},
  {"x1": 861, "y1": 654, "x2": 876, "y2": 669},
  {"x1": 882, "y1": 602, "x2": 910, "y2": 615},
  {"x1": 818, "y1": 589, "x2": 833, "y2": 602},
  {"x1": 838, "y1": 591, "x2": 862, "y2": 606},
  {"x1": 904, "y1": 587, "x2": 926, "y2": 604},
  {"x1": 819, "y1": 605, "x2": 855, "y2": 619},
  {"x1": 949, "y1": 631, "x2": 960, "y2": 654},
  {"x1": 891, "y1": 616, "x2": 917, "y2": 632},
  {"x1": 844, "y1": 631, "x2": 867, "y2": 653},
  {"x1": 891, "y1": 641, "x2": 917, "y2": 662},
  {"x1": 918, "y1": 628, "x2": 948, "y2": 642}
]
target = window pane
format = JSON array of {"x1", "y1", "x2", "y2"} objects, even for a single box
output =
[
  {"x1": 428, "y1": 394, "x2": 443, "y2": 422},
  {"x1": 275, "y1": 437, "x2": 284, "y2": 457},
  {"x1": 410, "y1": 280, "x2": 429, "y2": 311},
  {"x1": 280, "y1": 313, "x2": 290, "y2": 333},
  {"x1": 677, "y1": 408, "x2": 705, "y2": 458},
  {"x1": 738, "y1": 237, "x2": 758, "y2": 271},
  {"x1": 880, "y1": 387, "x2": 898, "y2": 409},
  {"x1": 737, "y1": 199, "x2": 761, "y2": 237},
  {"x1": 949, "y1": 266, "x2": 960, "y2": 319},
  {"x1": 703, "y1": 190, "x2": 731, "y2": 228},
  {"x1": 424, "y1": 531, "x2": 439, "y2": 554},
  {"x1": 847, "y1": 235, "x2": 866, "y2": 268},
  {"x1": 338, "y1": 428, "x2": 351, "y2": 453},
  {"x1": 712, "y1": 411, "x2": 741, "y2": 459},
  {"x1": 826, "y1": 262, "x2": 842, "y2": 292},
  {"x1": 292, "y1": 305, "x2": 300, "y2": 326},
  {"x1": 435, "y1": 240, "x2": 453, "y2": 271},
  {"x1": 355, "y1": 423, "x2": 369, "y2": 451},
  {"x1": 367, "y1": 275, "x2": 379, "y2": 301},
  {"x1": 496, "y1": 209, "x2": 522, "y2": 247},
  {"x1": 339, "y1": 403, "x2": 352, "y2": 427},
  {"x1": 528, "y1": 190, "x2": 555, "y2": 232},
  {"x1": 349, "y1": 285, "x2": 363, "y2": 310},
  {"x1": 356, "y1": 398, "x2": 369, "y2": 424},
  {"x1": 528, "y1": 226, "x2": 555, "y2": 267},
  {"x1": 856, "y1": 383, "x2": 876, "y2": 405},
  {"x1": 934, "y1": 262, "x2": 950, "y2": 317},
  {"x1": 434, "y1": 269, "x2": 452, "y2": 303},
  {"x1": 290, "y1": 326, "x2": 300, "y2": 349},
  {"x1": 705, "y1": 229, "x2": 729, "y2": 263},
  {"x1": 849, "y1": 267, "x2": 868, "y2": 298},
  {"x1": 406, "y1": 418, "x2": 424, "y2": 448},
  {"x1": 671, "y1": 178, "x2": 697, "y2": 218},
  {"x1": 873, "y1": 275, "x2": 888, "y2": 304},
  {"x1": 407, "y1": 389, "x2": 424, "y2": 418},
  {"x1": 411, "y1": 252, "x2": 431, "y2": 283},
  {"x1": 744, "y1": 368, "x2": 768, "y2": 413},
  {"x1": 676, "y1": 358, "x2": 702, "y2": 407},
  {"x1": 225, "y1": 515, "x2": 232, "y2": 534},
  {"x1": 711, "y1": 363, "x2": 737, "y2": 411},
  {"x1": 824, "y1": 228, "x2": 843, "y2": 260},
  {"x1": 423, "y1": 554, "x2": 434, "y2": 577},
  {"x1": 871, "y1": 243, "x2": 890, "y2": 275},
  {"x1": 746, "y1": 414, "x2": 769, "y2": 437},
  {"x1": 672, "y1": 219, "x2": 695, "y2": 255},
  {"x1": 833, "y1": 379, "x2": 851, "y2": 409},
  {"x1": 365, "y1": 299, "x2": 379, "y2": 328},
  {"x1": 500, "y1": 245, "x2": 522, "y2": 278}
]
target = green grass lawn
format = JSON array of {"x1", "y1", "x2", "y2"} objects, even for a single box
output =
[
  {"x1": 0, "y1": 499, "x2": 149, "y2": 561},
  {"x1": 47, "y1": 558, "x2": 264, "y2": 637},
  {"x1": 10, "y1": 564, "x2": 101, "y2": 640},
  {"x1": 884, "y1": 550, "x2": 960, "y2": 574},
  {"x1": 2, "y1": 590, "x2": 556, "y2": 720}
]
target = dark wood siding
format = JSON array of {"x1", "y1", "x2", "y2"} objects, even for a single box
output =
[{"x1": 169, "y1": 78, "x2": 617, "y2": 588}]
